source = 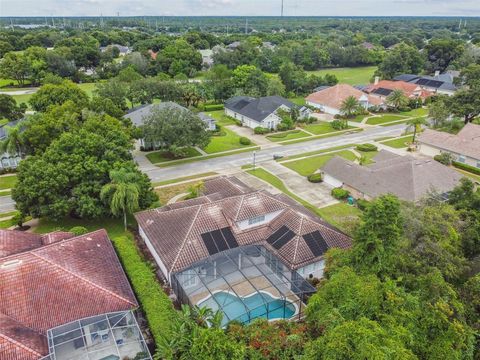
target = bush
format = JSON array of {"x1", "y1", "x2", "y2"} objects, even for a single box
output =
[
  {"x1": 331, "y1": 119, "x2": 348, "y2": 130},
  {"x1": 356, "y1": 199, "x2": 370, "y2": 211},
  {"x1": 69, "y1": 226, "x2": 88, "y2": 236},
  {"x1": 239, "y1": 137, "x2": 251, "y2": 145},
  {"x1": 453, "y1": 161, "x2": 480, "y2": 175},
  {"x1": 434, "y1": 153, "x2": 454, "y2": 166},
  {"x1": 307, "y1": 173, "x2": 323, "y2": 183},
  {"x1": 254, "y1": 126, "x2": 269, "y2": 135},
  {"x1": 204, "y1": 104, "x2": 224, "y2": 111},
  {"x1": 331, "y1": 188, "x2": 349, "y2": 200},
  {"x1": 276, "y1": 123, "x2": 290, "y2": 131},
  {"x1": 356, "y1": 143, "x2": 378, "y2": 152},
  {"x1": 235, "y1": 120, "x2": 242, "y2": 127}
]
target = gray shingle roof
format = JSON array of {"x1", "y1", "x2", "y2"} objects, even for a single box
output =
[
  {"x1": 124, "y1": 102, "x2": 189, "y2": 127},
  {"x1": 322, "y1": 150, "x2": 463, "y2": 202},
  {"x1": 224, "y1": 96, "x2": 295, "y2": 122}
]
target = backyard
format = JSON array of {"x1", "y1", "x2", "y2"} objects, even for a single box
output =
[{"x1": 306, "y1": 66, "x2": 377, "y2": 85}]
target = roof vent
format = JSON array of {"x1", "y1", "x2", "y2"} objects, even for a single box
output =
[
  {"x1": 1, "y1": 260, "x2": 22, "y2": 268},
  {"x1": 86, "y1": 237, "x2": 92, "y2": 241},
  {"x1": 146, "y1": 219, "x2": 154, "y2": 225}
]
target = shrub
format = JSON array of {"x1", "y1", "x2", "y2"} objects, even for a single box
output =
[
  {"x1": 434, "y1": 153, "x2": 454, "y2": 166},
  {"x1": 254, "y1": 126, "x2": 269, "y2": 135},
  {"x1": 235, "y1": 120, "x2": 242, "y2": 127},
  {"x1": 276, "y1": 123, "x2": 290, "y2": 131},
  {"x1": 204, "y1": 104, "x2": 224, "y2": 111},
  {"x1": 356, "y1": 199, "x2": 370, "y2": 211},
  {"x1": 356, "y1": 143, "x2": 378, "y2": 152},
  {"x1": 453, "y1": 161, "x2": 480, "y2": 175},
  {"x1": 331, "y1": 188, "x2": 349, "y2": 200},
  {"x1": 307, "y1": 173, "x2": 323, "y2": 183},
  {"x1": 239, "y1": 137, "x2": 251, "y2": 145},
  {"x1": 331, "y1": 119, "x2": 348, "y2": 130},
  {"x1": 69, "y1": 226, "x2": 88, "y2": 236}
]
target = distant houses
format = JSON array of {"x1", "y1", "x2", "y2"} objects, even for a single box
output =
[
  {"x1": 224, "y1": 95, "x2": 310, "y2": 130},
  {"x1": 198, "y1": 49, "x2": 214, "y2": 69},
  {"x1": 418, "y1": 123, "x2": 480, "y2": 168},
  {"x1": 100, "y1": 44, "x2": 132, "y2": 56}
]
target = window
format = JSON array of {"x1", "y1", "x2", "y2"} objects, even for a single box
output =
[
  {"x1": 248, "y1": 215, "x2": 266, "y2": 225},
  {"x1": 458, "y1": 155, "x2": 466, "y2": 163}
]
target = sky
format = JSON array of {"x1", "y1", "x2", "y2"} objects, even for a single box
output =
[{"x1": 1, "y1": 0, "x2": 479, "y2": 17}]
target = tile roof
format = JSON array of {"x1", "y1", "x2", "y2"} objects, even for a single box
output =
[
  {"x1": 365, "y1": 80, "x2": 432, "y2": 99},
  {"x1": 0, "y1": 230, "x2": 74, "y2": 258},
  {"x1": 418, "y1": 124, "x2": 480, "y2": 160},
  {"x1": 305, "y1": 84, "x2": 383, "y2": 110},
  {"x1": 135, "y1": 177, "x2": 351, "y2": 274},
  {"x1": 0, "y1": 229, "x2": 137, "y2": 359},
  {"x1": 322, "y1": 150, "x2": 463, "y2": 202},
  {"x1": 224, "y1": 96, "x2": 295, "y2": 122}
]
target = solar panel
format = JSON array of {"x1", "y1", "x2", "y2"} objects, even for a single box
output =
[
  {"x1": 416, "y1": 78, "x2": 429, "y2": 85},
  {"x1": 271, "y1": 229, "x2": 295, "y2": 250},
  {"x1": 266, "y1": 226, "x2": 289, "y2": 245},
  {"x1": 201, "y1": 232, "x2": 219, "y2": 255},
  {"x1": 221, "y1": 227, "x2": 239, "y2": 249},
  {"x1": 426, "y1": 80, "x2": 443, "y2": 88},
  {"x1": 373, "y1": 88, "x2": 393, "y2": 96},
  {"x1": 303, "y1": 231, "x2": 329, "y2": 257},
  {"x1": 211, "y1": 229, "x2": 229, "y2": 252}
]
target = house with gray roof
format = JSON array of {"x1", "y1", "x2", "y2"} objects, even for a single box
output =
[
  {"x1": 0, "y1": 120, "x2": 22, "y2": 170},
  {"x1": 321, "y1": 150, "x2": 463, "y2": 202},
  {"x1": 393, "y1": 71, "x2": 458, "y2": 95},
  {"x1": 224, "y1": 96, "x2": 309, "y2": 130}
]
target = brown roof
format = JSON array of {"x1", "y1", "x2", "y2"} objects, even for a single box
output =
[
  {"x1": 305, "y1": 84, "x2": 383, "y2": 110},
  {"x1": 365, "y1": 80, "x2": 432, "y2": 99},
  {"x1": 0, "y1": 229, "x2": 138, "y2": 359},
  {"x1": 418, "y1": 124, "x2": 480, "y2": 160},
  {"x1": 0, "y1": 230, "x2": 75, "y2": 258},
  {"x1": 135, "y1": 177, "x2": 351, "y2": 274},
  {"x1": 322, "y1": 150, "x2": 463, "y2": 202}
]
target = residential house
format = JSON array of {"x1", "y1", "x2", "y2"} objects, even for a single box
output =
[
  {"x1": 198, "y1": 49, "x2": 214, "y2": 69},
  {"x1": 124, "y1": 102, "x2": 216, "y2": 148},
  {"x1": 361, "y1": 42, "x2": 375, "y2": 50},
  {"x1": 0, "y1": 229, "x2": 151, "y2": 360},
  {"x1": 364, "y1": 79, "x2": 432, "y2": 100},
  {"x1": 224, "y1": 95, "x2": 309, "y2": 130},
  {"x1": 0, "y1": 120, "x2": 22, "y2": 170},
  {"x1": 418, "y1": 123, "x2": 480, "y2": 168},
  {"x1": 393, "y1": 71, "x2": 458, "y2": 95},
  {"x1": 226, "y1": 41, "x2": 241, "y2": 50},
  {"x1": 100, "y1": 44, "x2": 131, "y2": 56},
  {"x1": 305, "y1": 84, "x2": 383, "y2": 115},
  {"x1": 135, "y1": 176, "x2": 351, "y2": 326},
  {"x1": 321, "y1": 150, "x2": 463, "y2": 202}
]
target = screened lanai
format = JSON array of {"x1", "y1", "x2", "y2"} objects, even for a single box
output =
[{"x1": 172, "y1": 245, "x2": 316, "y2": 326}]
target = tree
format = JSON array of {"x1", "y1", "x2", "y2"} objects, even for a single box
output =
[
  {"x1": 232, "y1": 65, "x2": 268, "y2": 97},
  {"x1": 0, "y1": 94, "x2": 26, "y2": 121},
  {"x1": 0, "y1": 121, "x2": 24, "y2": 155},
  {"x1": 446, "y1": 87, "x2": 480, "y2": 123},
  {"x1": 428, "y1": 99, "x2": 449, "y2": 128},
  {"x1": 406, "y1": 116, "x2": 426, "y2": 143},
  {"x1": 29, "y1": 81, "x2": 89, "y2": 112},
  {"x1": 0, "y1": 52, "x2": 33, "y2": 86},
  {"x1": 425, "y1": 39, "x2": 464, "y2": 73},
  {"x1": 377, "y1": 43, "x2": 425, "y2": 79},
  {"x1": 339, "y1": 96, "x2": 360, "y2": 118},
  {"x1": 101, "y1": 168, "x2": 140, "y2": 230},
  {"x1": 95, "y1": 79, "x2": 129, "y2": 111},
  {"x1": 386, "y1": 89, "x2": 409, "y2": 111}
]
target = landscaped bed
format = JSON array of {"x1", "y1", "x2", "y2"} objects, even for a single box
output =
[
  {"x1": 266, "y1": 130, "x2": 310, "y2": 142},
  {"x1": 282, "y1": 150, "x2": 357, "y2": 176},
  {"x1": 366, "y1": 114, "x2": 407, "y2": 125},
  {"x1": 146, "y1": 147, "x2": 202, "y2": 164}
]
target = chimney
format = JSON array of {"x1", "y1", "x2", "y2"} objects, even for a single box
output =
[
  {"x1": 374, "y1": 76, "x2": 380, "y2": 85},
  {"x1": 434, "y1": 70, "x2": 440, "y2": 77}
]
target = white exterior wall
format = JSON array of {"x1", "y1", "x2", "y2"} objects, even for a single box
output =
[
  {"x1": 224, "y1": 108, "x2": 281, "y2": 129},
  {"x1": 139, "y1": 226, "x2": 171, "y2": 283},
  {"x1": 418, "y1": 143, "x2": 442, "y2": 158},
  {"x1": 323, "y1": 174, "x2": 343, "y2": 188},
  {"x1": 420, "y1": 143, "x2": 480, "y2": 167},
  {"x1": 306, "y1": 101, "x2": 340, "y2": 115},
  {"x1": 297, "y1": 259, "x2": 326, "y2": 279}
]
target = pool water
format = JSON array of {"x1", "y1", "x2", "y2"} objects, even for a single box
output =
[{"x1": 199, "y1": 291, "x2": 296, "y2": 323}]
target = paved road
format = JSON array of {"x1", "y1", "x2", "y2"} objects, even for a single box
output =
[
  {"x1": 141, "y1": 123, "x2": 407, "y2": 182},
  {"x1": 0, "y1": 196, "x2": 15, "y2": 213}
]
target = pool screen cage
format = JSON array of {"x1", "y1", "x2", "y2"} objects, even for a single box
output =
[{"x1": 172, "y1": 245, "x2": 316, "y2": 326}]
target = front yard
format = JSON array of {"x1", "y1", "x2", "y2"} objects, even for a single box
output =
[
  {"x1": 266, "y1": 130, "x2": 310, "y2": 142},
  {"x1": 204, "y1": 127, "x2": 256, "y2": 153},
  {"x1": 0, "y1": 174, "x2": 17, "y2": 196},
  {"x1": 366, "y1": 114, "x2": 408, "y2": 125},
  {"x1": 303, "y1": 122, "x2": 352, "y2": 135},
  {"x1": 146, "y1": 147, "x2": 202, "y2": 164},
  {"x1": 282, "y1": 150, "x2": 357, "y2": 176},
  {"x1": 380, "y1": 135, "x2": 414, "y2": 149}
]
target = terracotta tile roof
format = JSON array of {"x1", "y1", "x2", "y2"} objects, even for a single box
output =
[
  {"x1": 418, "y1": 124, "x2": 480, "y2": 161},
  {"x1": 135, "y1": 177, "x2": 351, "y2": 274},
  {"x1": 365, "y1": 80, "x2": 432, "y2": 99},
  {"x1": 0, "y1": 229, "x2": 137, "y2": 359},
  {"x1": 0, "y1": 230, "x2": 74, "y2": 258},
  {"x1": 305, "y1": 84, "x2": 383, "y2": 110}
]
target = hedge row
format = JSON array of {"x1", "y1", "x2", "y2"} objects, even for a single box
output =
[
  {"x1": 453, "y1": 161, "x2": 480, "y2": 175},
  {"x1": 111, "y1": 233, "x2": 178, "y2": 344},
  {"x1": 204, "y1": 104, "x2": 224, "y2": 111}
]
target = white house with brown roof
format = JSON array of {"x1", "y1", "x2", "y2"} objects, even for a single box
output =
[
  {"x1": 418, "y1": 123, "x2": 480, "y2": 168},
  {"x1": 305, "y1": 84, "x2": 384, "y2": 115}
]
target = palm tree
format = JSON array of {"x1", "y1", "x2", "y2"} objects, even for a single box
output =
[
  {"x1": 0, "y1": 122, "x2": 23, "y2": 156},
  {"x1": 340, "y1": 96, "x2": 360, "y2": 118},
  {"x1": 407, "y1": 117, "x2": 427, "y2": 144},
  {"x1": 386, "y1": 89, "x2": 408, "y2": 111},
  {"x1": 100, "y1": 168, "x2": 140, "y2": 231}
]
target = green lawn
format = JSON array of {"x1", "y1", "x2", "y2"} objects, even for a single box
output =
[
  {"x1": 146, "y1": 147, "x2": 201, "y2": 164},
  {"x1": 306, "y1": 66, "x2": 377, "y2": 85},
  {"x1": 283, "y1": 150, "x2": 357, "y2": 176},
  {"x1": 304, "y1": 122, "x2": 345, "y2": 135},
  {"x1": 350, "y1": 114, "x2": 370, "y2": 123},
  {"x1": 266, "y1": 130, "x2": 310, "y2": 142},
  {"x1": 281, "y1": 128, "x2": 363, "y2": 145},
  {"x1": 0, "y1": 175, "x2": 16, "y2": 190},
  {"x1": 78, "y1": 82, "x2": 97, "y2": 97},
  {"x1": 278, "y1": 144, "x2": 357, "y2": 162},
  {"x1": 380, "y1": 135, "x2": 414, "y2": 149},
  {"x1": 399, "y1": 107, "x2": 428, "y2": 117},
  {"x1": 0, "y1": 78, "x2": 32, "y2": 88},
  {"x1": 152, "y1": 172, "x2": 218, "y2": 187},
  {"x1": 205, "y1": 110, "x2": 236, "y2": 126},
  {"x1": 316, "y1": 203, "x2": 362, "y2": 235},
  {"x1": 455, "y1": 169, "x2": 480, "y2": 183},
  {"x1": 204, "y1": 127, "x2": 255, "y2": 153},
  {"x1": 366, "y1": 114, "x2": 407, "y2": 125},
  {"x1": 288, "y1": 97, "x2": 306, "y2": 106},
  {"x1": 357, "y1": 150, "x2": 379, "y2": 165}
]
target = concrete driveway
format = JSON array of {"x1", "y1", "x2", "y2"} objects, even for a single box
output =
[
  {"x1": 0, "y1": 196, "x2": 15, "y2": 213},
  {"x1": 225, "y1": 125, "x2": 278, "y2": 147}
]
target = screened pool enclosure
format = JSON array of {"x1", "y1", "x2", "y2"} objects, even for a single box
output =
[{"x1": 172, "y1": 245, "x2": 316, "y2": 326}]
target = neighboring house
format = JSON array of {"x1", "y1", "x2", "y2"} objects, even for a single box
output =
[
  {"x1": 226, "y1": 41, "x2": 241, "y2": 50},
  {"x1": 305, "y1": 84, "x2": 384, "y2": 115},
  {"x1": 262, "y1": 41, "x2": 276, "y2": 50},
  {"x1": 418, "y1": 123, "x2": 480, "y2": 168},
  {"x1": 148, "y1": 49, "x2": 158, "y2": 60},
  {"x1": 198, "y1": 49, "x2": 214, "y2": 68},
  {"x1": 321, "y1": 150, "x2": 463, "y2": 202},
  {"x1": 224, "y1": 95, "x2": 308, "y2": 130},
  {"x1": 361, "y1": 41, "x2": 375, "y2": 50},
  {"x1": 393, "y1": 72, "x2": 458, "y2": 95},
  {"x1": 364, "y1": 79, "x2": 432, "y2": 100},
  {"x1": 100, "y1": 44, "x2": 132, "y2": 56},
  {"x1": 0, "y1": 120, "x2": 22, "y2": 170},
  {"x1": 135, "y1": 176, "x2": 351, "y2": 326},
  {"x1": 124, "y1": 102, "x2": 216, "y2": 148},
  {"x1": 0, "y1": 229, "x2": 151, "y2": 360}
]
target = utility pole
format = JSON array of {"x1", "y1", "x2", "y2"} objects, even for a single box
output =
[
  {"x1": 245, "y1": 18, "x2": 248, "y2": 35},
  {"x1": 10, "y1": 18, "x2": 14, "y2": 31},
  {"x1": 252, "y1": 151, "x2": 256, "y2": 171},
  {"x1": 281, "y1": 0, "x2": 284, "y2": 17}
]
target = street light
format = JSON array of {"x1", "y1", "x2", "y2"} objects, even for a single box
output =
[{"x1": 253, "y1": 151, "x2": 256, "y2": 171}]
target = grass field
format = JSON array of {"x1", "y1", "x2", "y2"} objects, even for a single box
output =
[
  {"x1": 380, "y1": 135, "x2": 414, "y2": 148},
  {"x1": 204, "y1": 127, "x2": 255, "y2": 153},
  {"x1": 282, "y1": 150, "x2": 357, "y2": 176},
  {"x1": 0, "y1": 175, "x2": 16, "y2": 190},
  {"x1": 266, "y1": 130, "x2": 310, "y2": 142},
  {"x1": 366, "y1": 114, "x2": 407, "y2": 125},
  {"x1": 205, "y1": 110, "x2": 236, "y2": 126},
  {"x1": 306, "y1": 66, "x2": 377, "y2": 85},
  {"x1": 146, "y1": 147, "x2": 201, "y2": 164}
]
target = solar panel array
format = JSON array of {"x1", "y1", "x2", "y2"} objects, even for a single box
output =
[
  {"x1": 266, "y1": 225, "x2": 296, "y2": 250},
  {"x1": 303, "y1": 231, "x2": 329, "y2": 257},
  {"x1": 416, "y1": 79, "x2": 444, "y2": 89},
  {"x1": 372, "y1": 88, "x2": 393, "y2": 96},
  {"x1": 201, "y1": 227, "x2": 239, "y2": 255}
]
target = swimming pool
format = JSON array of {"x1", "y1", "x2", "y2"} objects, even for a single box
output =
[{"x1": 198, "y1": 291, "x2": 297, "y2": 323}]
